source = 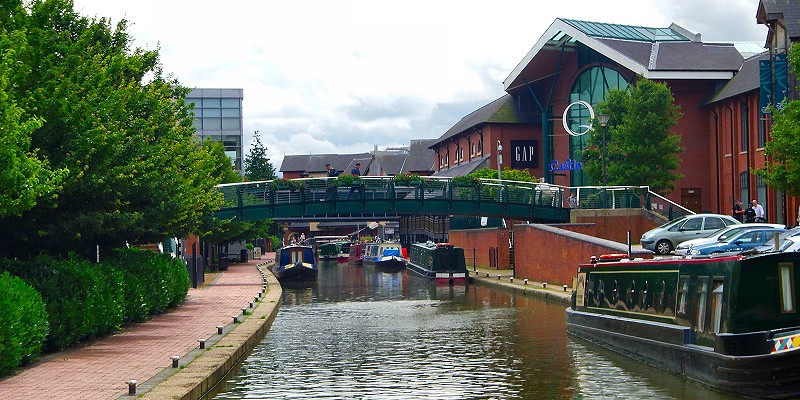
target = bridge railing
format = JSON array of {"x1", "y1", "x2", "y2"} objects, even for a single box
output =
[{"x1": 566, "y1": 185, "x2": 694, "y2": 221}]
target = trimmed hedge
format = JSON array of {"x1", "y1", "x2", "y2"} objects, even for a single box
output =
[{"x1": 0, "y1": 271, "x2": 49, "y2": 376}]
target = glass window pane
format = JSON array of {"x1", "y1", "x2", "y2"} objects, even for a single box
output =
[
  {"x1": 221, "y1": 98, "x2": 239, "y2": 108},
  {"x1": 203, "y1": 98, "x2": 221, "y2": 107},
  {"x1": 780, "y1": 263, "x2": 795, "y2": 313},
  {"x1": 192, "y1": 117, "x2": 201, "y2": 130},
  {"x1": 203, "y1": 118, "x2": 222, "y2": 130},
  {"x1": 203, "y1": 108, "x2": 221, "y2": 117},
  {"x1": 222, "y1": 118, "x2": 241, "y2": 130},
  {"x1": 222, "y1": 108, "x2": 240, "y2": 117}
]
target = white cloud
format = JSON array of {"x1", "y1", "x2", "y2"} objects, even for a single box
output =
[{"x1": 72, "y1": 0, "x2": 766, "y2": 173}]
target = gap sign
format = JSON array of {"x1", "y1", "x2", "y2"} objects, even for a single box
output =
[{"x1": 511, "y1": 140, "x2": 538, "y2": 168}]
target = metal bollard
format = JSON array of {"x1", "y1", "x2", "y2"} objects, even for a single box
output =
[
  {"x1": 542, "y1": 282, "x2": 547, "y2": 289},
  {"x1": 171, "y1": 355, "x2": 180, "y2": 368},
  {"x1": 127, "y1": 380, "x2": 137, "y2": 395},
  {"x1": 563, "y1": 285, "x2": 568, "y2": 292},
  {"x1": 217, "y1": 325, "x2": 224, "y2": 335},
  {"x1": 524, "y1": 279, "x2": 528, "y2": 285},
  {"x1": 509, "y1": 277, "x2": 514, "y2": 283},
  {"x1": 199, "y1": 338, "x2": 206, "y2": 349}
]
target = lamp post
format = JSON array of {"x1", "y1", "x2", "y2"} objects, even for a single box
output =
[
  {"x1": 497, "y1": 140, "x2": 503, "y2": 202},
  {"x1": 597, "y1": 114, "x2": 610, "y2": 186}
]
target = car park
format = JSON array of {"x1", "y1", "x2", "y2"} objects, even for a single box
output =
[
  {"x1": 688, "y1": 228, "x2": 787, "y2": 255},
  {"x1": 673, "y1": 223, "x2": 785, "y2": 256},
  {"x1": 640, "y1": 214, "x2": 740, "y2": 255}
]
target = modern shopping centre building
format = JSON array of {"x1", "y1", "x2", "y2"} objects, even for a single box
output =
[{"x1": 429, "y1": 1, "x2": 799, "y2": 225}]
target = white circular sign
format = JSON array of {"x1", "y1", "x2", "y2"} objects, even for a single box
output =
[{"x1": 562, "y1": 100, "x2": 595, "y2": 136}]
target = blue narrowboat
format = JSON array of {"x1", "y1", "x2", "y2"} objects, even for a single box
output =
[
  {"x1": 567, "y1": 252, "x2": 800, "y2": 398},
  {"x1": 274, "y1": 244, "x2": 318, "y2": 283},
  {"x1": 362, "y1": 241, "x2": 406, "y2": 270}
]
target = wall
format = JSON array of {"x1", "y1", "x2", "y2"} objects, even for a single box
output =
[
  {"x1": 449, "y1": 228, "x2": 510, "y2": 269},
  {"x1": 512, "y1": 224, "x2": 653, "y2": 286},
  {"x1": 570, "y1": 208, "x2": 661, "y2": 244}
]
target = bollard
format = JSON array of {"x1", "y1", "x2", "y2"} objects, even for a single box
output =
[
  {"x1": 563, "y1": 285, "x2": 568, "y2": 292},
  {"x1": 171, "y1": 355, "x2": 180, "y2": 368},
  {"x1": 233, "y1": 315, "x2": 240, "y2": 323},
  {"x1": 485, "y1": 273, "x2": 489, "y2": 278},
  {"x1": 249, "y1": 301, "x2": 255, "y2": 308},
  {"x1": 497, "y1": 275, "x2": 501, "y2": 280},
  {"x1": 127, "y1": 380, "x2": 137, "y2": 395},
  {"x1": 524, "y1": 279, "x2": 528, "y2": 285},
  {"x1": 542, "y1": 282, "x2": 548, "y2": 289},
  {"x1": 509, "y1": 277, "x2": 514, "y2": 283},
  {"x1": 199, "y1": 338, "x2": 206, "y2": 349},
  {"x1": 217, "y1": 325, "x2": 224, "y2": 335},
  {"x1": 242, "y1": 307, "x2": 248, "y2": 314}
]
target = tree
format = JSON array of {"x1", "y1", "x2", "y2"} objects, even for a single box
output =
[
  {"x1": 469, "y1": 167, "x2": 537, "y2": 182},
  {"x1": 580, "y1": 77, "x2": 684, "y2": 194},
  {"x1": 0, "y1": 0, "x2": 230, "y2": 258},
  {"x1": 759, "y1": 44, "x2": 800, "y2": 195},
  {"x1": 244, "y1": 131, "x2": 276, "y2": 181}
]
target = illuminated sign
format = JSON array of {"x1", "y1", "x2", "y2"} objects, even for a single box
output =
[
  {"x1": 511, "y1": 140, "x2": 537, "y2": 168},
  {"x1": 549, "y1": 159, "x2": 582, "y2": 172},
  {"x1": 562, "y1": 100, "x2": 595, "y2": 136}
]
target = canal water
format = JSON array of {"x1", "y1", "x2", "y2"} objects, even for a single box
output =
[{"x1": 211, "y1": 262, "x2": 740, "y2": 399}]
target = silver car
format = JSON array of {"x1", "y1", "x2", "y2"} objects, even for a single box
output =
[
  {"x1": 640, "y1": 213, "x2": 741, "y2": 255},
  {"x1": 673, "y1": 223, "x2": 785, "y2": 256}
]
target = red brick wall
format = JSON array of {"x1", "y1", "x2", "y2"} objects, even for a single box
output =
[
  {"x1": 571, "y1": 209, "x2": 660, "y2": 244},
  {"x1": 512, "y1": 224, "x2": 653, "y2": 287},
  {"x1": 449, "y1": 228, "x2": 510, "y2": 269}
]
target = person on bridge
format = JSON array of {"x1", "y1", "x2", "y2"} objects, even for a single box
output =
[
  {"x1": 347, "y1": 162, "x2": 361, "y2": 199},
  {"x1": 326, "y1": 163, "x2": 339, "y2": 177}
]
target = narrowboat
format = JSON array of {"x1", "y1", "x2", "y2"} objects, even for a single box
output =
[
  {"x1": 348, "y1": 242, "x2": 365, "y2": 266},
  {"x1": 407, "y1": 242, "x2": 468, "y2": 284},
  {"x1": 362, "y1": 241, "x2": 406, "y2": 270},
  {"x1": 273, "y1": 244, "x2": 318, "y2": 283},
  {"x1": 317, "y1": 242, "x2": 340, "y2": 261},
  {"x1": 336, "y1": 241, "x2": 353, "y2": 262},
  {"x1": 566, "y1": 252, "x2": 800, "y2": 399}
]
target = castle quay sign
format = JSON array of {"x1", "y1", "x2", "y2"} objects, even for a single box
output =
[
  {"x1": 562, "y1": 100, "x2": 595, "y2": 136},
  {"x1": 511, "y1": 140, "x2": 538, "y2": 168},
  {"x1": 549, "y1": 158, "x2": 582, "y2": 172}
]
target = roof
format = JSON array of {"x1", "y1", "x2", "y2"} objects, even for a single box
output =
[
  {"x1": 705, "y1": 51, "x2": 769, "y2": 105},
  {"x1": 757, "y1": 0, "x2": 800, "y2": 44},
  {"x1": 504, "y1": 18, "x2": 744, "y2": 91},
  {"x1": 431, "y1": 156, "x2": 490, "y2": 177},
  {"x1": 279, "y1": 153, "x2": 372, "y2": 174},
  {"x1": 369, "y1": 139, "x2": 436, "y2": 176},
  {"x1": 432, "y1": 94, "x2": 538, "y2": 145}
]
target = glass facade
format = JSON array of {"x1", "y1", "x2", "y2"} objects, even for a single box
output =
[
  {"x1": 185, "y1": 88, "x2": 244, "y2": 171},
  {"x1": 568, "y1": 66, "x2": 629, "y2": 186}
]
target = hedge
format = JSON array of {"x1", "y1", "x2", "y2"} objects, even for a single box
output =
[{"x1": 0, "y1": 271, "x2": 49, "y2": 376}]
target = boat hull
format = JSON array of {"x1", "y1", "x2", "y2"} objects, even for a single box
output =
[
  {"x1": 566, "y1": 307, "x2": 800, "y2": 399},
  {"x1": 406, "y1": 262, "x2": 467, "y2": 283},
  {"x1": 365, "y1": 256, "x2": 406, "y2": 271},
  {"x1": 274, "y1": 262, "x2": 318, "y2": 283}
]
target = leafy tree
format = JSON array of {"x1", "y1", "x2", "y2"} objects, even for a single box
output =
[
  {"x1": 0, "y1": 33, "x2": 65, "y2": 217},
  {"x1": 469, "y1": 167, "x2": 537, "y2": 182},
  {"x1": 0, "y1": 0, "x2": 229, "y2": 258},
  {"x1": 203, "y1": 140, "x2": 242, "y2": 184},
  {"x1": 580, "y1": 77, "x2": 684, "y2": 194},
  {"x1": 244, "y1": 130, "x2": 276, "y2": 181},
  {"x1": 759, "y1": 44, "x2": 800, "y2": 195}
]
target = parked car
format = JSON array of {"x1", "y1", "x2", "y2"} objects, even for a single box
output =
[
  {"x1": 753, "y1": 227, "x2": 800, "y2": 253},
  {"x1": 673, "y1": 223, "x2": 785, "y2": 256},
  {"x1": 640, "y1": 214, "x2": 740, "y2": 255},
  {"x1": 688, "y1": 228, "x2": 787, "y2": 255}
]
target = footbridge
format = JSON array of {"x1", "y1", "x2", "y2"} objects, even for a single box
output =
[{"x1": 215, "y1": 177, "x2": 572, "y2": 222}]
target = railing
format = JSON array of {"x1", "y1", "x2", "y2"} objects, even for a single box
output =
[{"x1": 566, "y1": 185, "x2": 694, "y2": 221}]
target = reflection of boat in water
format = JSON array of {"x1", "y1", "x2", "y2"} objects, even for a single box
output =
[
  {"x1": 348, "y1": 242, "x2": 365, "y2": 266},
  {"x1": 407, "y1": 242, "x2": 468, "y2": 284},
  {"x1": 363, "y1": 241, "x2": 406, "y2": 271},
  {"x1": 566, "y1": 252, "x2": 800, "y2": 399},
  {"x1": 273, "y1": 245, "x2": 318, "y2": 283}
]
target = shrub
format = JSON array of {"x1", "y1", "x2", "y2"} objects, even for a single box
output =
[{"x1": 0, "y1": 271, "x2": 49, "y2": 376}]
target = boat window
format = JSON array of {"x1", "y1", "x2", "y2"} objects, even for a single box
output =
[
  {"x1": 696, "y1": 277, "x2": 709, "y2": 332},
  {"x1": 677, "y1": 276, "x2": 690, "y2": 315},
  {"x1": 657, "y1": 280, "x2": 666, "y2": 312},
  {"x1": 711, "y1": 279, "x2": 724, "y2": 333},
  {"x1": 627, "y1": 281, "x2": 635, "y2": 306},
  {"x1": 779, "y1": 262, "x2": 796, "y2": 313},
  {"x1": 642, "y1": 281, "x2": 649, "y2": 310},
  {"x1": 612, "y1": 280, "x2": 619, "y2": 304}
]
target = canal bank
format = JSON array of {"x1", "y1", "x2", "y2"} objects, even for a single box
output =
[{"x1": 469, "y1": 267, "x2": 572, "y2": 304}]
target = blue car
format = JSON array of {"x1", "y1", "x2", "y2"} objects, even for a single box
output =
[{"x1": 689, "y1": 228, "x2": 787, "y2": 255}]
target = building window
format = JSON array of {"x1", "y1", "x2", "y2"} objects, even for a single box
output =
[
  {"x1": 758, "y1": 115, "x2": 767, "y2": 148},
  {"x1": 740, "y1": 171, "x2": 749, "y2": 204},
  {"x1": 740, "y1": 103, "x2": 749, "y2": 152},
  {"x1": 757, "y1": 175, "x2": 766, "y2": 213}
]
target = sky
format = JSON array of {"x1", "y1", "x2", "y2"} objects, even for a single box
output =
[{"x1": 71, "y1": 0, "x2": 767, "y2": 173}]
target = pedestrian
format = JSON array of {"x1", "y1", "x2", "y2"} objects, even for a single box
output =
[
  {"x1": 732, "y1": 199, "x2": 744, "y2": 222},
  {"x1": 325, "y1": 163, "x2": 339, "y2": 177},
  {"x1": 324, "y1": 163, "x2": 338, "y2": 201},
  {"x1": 568, "y1": 193, "x2": 577, "y2": 208},
  {"x1": 752, "y1": 199, "x2": 765, "y2": 222},
  {"x1": 347, "y1": 162, "x2": 361, "y2": 199},
  {"x1": 744, "y1": 202, "x2": 756, "y2": 223}
]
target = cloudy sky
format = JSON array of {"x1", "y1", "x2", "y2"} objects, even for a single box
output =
[{"x1": 72, "y1": 0, "x2": 766, "y2": 172}]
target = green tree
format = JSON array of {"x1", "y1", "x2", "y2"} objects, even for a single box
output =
[
  {"x1": 244, "y1": 130, "x2": 276, "y2": 181},
  {"x1": 759, "y1": 44, "x2": 800, "y2": 195},
  {"x1": 580, "y1": 77, "x2": 684, "y2": 194},
  {"x1": 0, "y1": 0, "x2": 229, "y2": 257},
  {"x1": 469, "y1": 167, "x2": 537, "y2": 182}
]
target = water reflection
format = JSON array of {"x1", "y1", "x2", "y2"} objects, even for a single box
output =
[{"x1": 212, "y1": 263, "x2": 742, "y2": 399}]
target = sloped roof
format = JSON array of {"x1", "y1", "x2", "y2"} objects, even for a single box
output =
[
  {"x1": 705, "y1": 51, "x2": 769, "y2": 105},
  {"x1": 433, "y1": 94, "x2": 538, "y2": 145},
  {"x1": 757, "y1": 0, "x2": 800, "y2": 44},
  {"x1": 280, "y1": 153, "x2": 372, "y2": 174},
  {"x1": 504, "y1": 18, "x2": 743, "y2": 91},
  {"x1": 403, "y1": 139, "x2": 436, "y2": 173},
  {"x1": 431, "y1": 156, "x2": 490, "y2": 177}
]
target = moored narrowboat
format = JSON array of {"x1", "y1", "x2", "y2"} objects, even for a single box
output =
[
  {"x1": 566, "y1": 252, "x2": 800, "y2": 399},
  {"x1": 317, "y1": 242, "x2": 340, "y2": 261},
  {"x1": 363, "y1": 241, "x2": 406, "y2": 271},
  {"x1": 274, "y1": 244, "x2": 318, "y2": 283},
  {"x1": 407, "y1": 242, "x2": 468, "y2": 284},
  {"x1": 336, "y1": 241, "x2": 352, "y2": 262},
  {"x1": 348, "y1": 242, "x2": 365, "y2": 266}
]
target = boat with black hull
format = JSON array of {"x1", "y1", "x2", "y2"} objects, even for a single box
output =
[
  {"x1": 363, "y1": 241, "x2": 406, "y2": 271},
  {"x1": 566, "y1": 251, "x2": 800, "y2": 399},
  {"x1": 407, "y1": 242, "x2": 468, "y2": 284},
  {"x1": 273, "y1": 244, "x2": 318, "y2": 283}
]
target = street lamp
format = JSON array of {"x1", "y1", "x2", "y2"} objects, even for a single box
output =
[
  {"x1": 496, "y1": 140, "x2": 503, "y2": 180},
  {"x1": 597, "y1": 114, "x2": 610, "y2": 186}
]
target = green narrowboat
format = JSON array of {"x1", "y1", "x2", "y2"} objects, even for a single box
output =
[
  {"x1": 407, "y1": 242, "x2": 468, "y2": 284},
  {"x1": 317, "y1": 242, "x2": 340, "y2": 261},
  {"x1": 567, "y1": 252, "x2": 800, "y2": 398}
]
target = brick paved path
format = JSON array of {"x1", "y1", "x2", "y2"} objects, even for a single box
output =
[{"x1": 0, "y1": 258, "x2": 267, "y2": 400}]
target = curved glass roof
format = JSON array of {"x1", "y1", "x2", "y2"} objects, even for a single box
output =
[{"x1": 562, "y1": 19, "x2": 690, "y2": 42}]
